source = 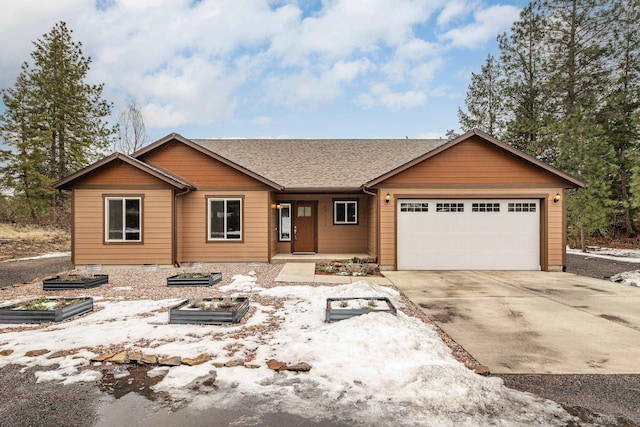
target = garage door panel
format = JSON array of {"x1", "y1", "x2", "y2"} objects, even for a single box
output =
[{"x1": 397, "y1": 199, "x2": 539, "y2": 270}]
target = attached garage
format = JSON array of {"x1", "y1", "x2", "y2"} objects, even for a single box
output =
[{"x1": 397, "y1": 199, "x2": 540, "y2": 270}]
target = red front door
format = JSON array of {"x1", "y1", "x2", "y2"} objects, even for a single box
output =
[{"x1": 293, "y1": 202, "x2": 316, "y2": 253}]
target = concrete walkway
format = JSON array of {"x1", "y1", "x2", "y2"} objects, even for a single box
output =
[
  {"x1": 274, "y1": 263, "x2": 392, "y2": 285},
  {"x1": 385, "y1": 270, "x2": 640, "y2": 374}
]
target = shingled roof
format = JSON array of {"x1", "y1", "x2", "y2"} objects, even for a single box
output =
[{"x1": 191, "y1": 139, "x2": 447, "y2": 190}]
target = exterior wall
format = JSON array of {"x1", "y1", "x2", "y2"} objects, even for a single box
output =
[
  {"x1": 71, "y1": 160, "x2": 169, "y2": 188},
  {"x1": 366, "y1": 192, "x2": 378, "y2": 259},
  {"x1": 384, "y1": 136, "x2": 563, "y2": 185},
  {"x1": 376, "y1": 138, "x2": 571, "y2": 271},
  {"x1": 273, "y1": 194, "x2": 371, "y2": 255},
  {"x1": 73, "y1": 188, "x2": 173, "y2": 265},
  {"x1": 178, "y1": 190, "x2": 270, "y2": 263}
]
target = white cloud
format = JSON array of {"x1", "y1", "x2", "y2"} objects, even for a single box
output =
[
  {"x1": 437, "y1": 0, "x2": 478, "y2": 27},
  {"x1": 356, "y1": 83, "x2": 427, "y2": 111},
  {"x1": 264, "y1": 59, "x2": 374, "y2": 107},
  {"x1": 441, "y1": 4, "x2": 520, "y2": 48}
]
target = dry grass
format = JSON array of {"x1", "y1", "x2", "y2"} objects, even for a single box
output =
[{"x1": 0, "y1": 222, "x2": 70, "y2": 259}]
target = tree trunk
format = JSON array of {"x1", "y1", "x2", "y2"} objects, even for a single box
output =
[
  {"x1": 580, "y1": 224, "x2": 586, "y2": 252},
  {"x1": 619, "y1": 164, "x2": 637, "y2": 237}
]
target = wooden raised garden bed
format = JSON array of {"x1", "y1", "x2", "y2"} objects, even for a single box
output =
[
  {"x1": 167, "y1": 272, "x2": 222, "y2": 287},
  {"x1": 326, "y1": 297, "x2": 397, "y2": 323},
  {"x1": 0, "y1": 297, "x2": 94, "y2": 324},
  {"x1": 169, "y1": 297, "x2": 249, "y2": 324},
  {"x1": 43, "y1": 274, "x2": 108, "y2": 290}
]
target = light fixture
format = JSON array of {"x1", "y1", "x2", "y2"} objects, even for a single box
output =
[
  {"x1": 553, "y1": 193, "x2": 561, "y2": 204},
  {"x1": 385, "y1": 193, "x2": 391, "y2": 204},
  {"x1": 276, "y1": 203, "x2": 283, "y2": 209}
]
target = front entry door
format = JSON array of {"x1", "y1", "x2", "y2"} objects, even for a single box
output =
[{"x1": 293, "y1": 202, "x2": 316, "y2": 253}]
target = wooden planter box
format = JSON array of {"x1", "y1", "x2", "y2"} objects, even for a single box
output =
[
  {"x1": 166, "y1": 272, "x2": 222, "y2": 287},
  {"x1": 0, "y1": 297, "x2": 94, "y2": 324},
  {"x1": 43, "y1": 274, "x2": 108, "y2": 290},
  {"x1": 326, "y1": 297, "x2": 397, "y2": 323},
  {"x1": 169, "y1": 297, "x2": 249, "y2": 324}
]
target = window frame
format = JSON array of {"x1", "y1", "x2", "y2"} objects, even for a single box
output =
[
  {"x1": 278, "y1": 202, "x2": 292, "y2": 242},
  {"x1": 207, "y1": 197, "x2": 243, "y2": 241},
  {"x1": 333, "y1": 199, "x2": 358, "y2": 225},
  {"x1": 104, "y1": 195, "x2": 143, "y2": 243}
]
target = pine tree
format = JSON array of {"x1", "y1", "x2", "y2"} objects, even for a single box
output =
[
  {"x1": 598, "y1": 0, "x2": 640, "y2": 237},
  {"x1": 458, "y1": 54, "x2": 505, "y2": 136},
  {"x1": 0, "y1": 21, "x2": 116, "y2": 222},
  {"x1": 498, "y1": 1, "x2": 553, "y2": 161}
]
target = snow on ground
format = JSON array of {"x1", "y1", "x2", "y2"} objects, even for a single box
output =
[
  {"x1": 0, "y1": 274, "x2": 572, "y2": 426},
  {"x1": 567, "y1": 246, "x2": 640, "y2": 263},
  {"x1": 568, "y1": 246, "x2": 640, "y2": 287},
  {"x1": 1, "y1": 251, "x2": 71, "y2": 263}
]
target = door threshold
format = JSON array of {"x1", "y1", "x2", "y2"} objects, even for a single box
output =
[{"x1": 292, "y1": 252, "x2": 316, "y2": 255}]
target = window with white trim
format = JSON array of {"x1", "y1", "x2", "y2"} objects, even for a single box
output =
[
  {"x1": 508, "y1": 202, "x2": 536, "y2": 212},
  {"x1": 208, "y1": 198, "x2": 242, "y2": 240},
  {"x1": 400, "y1": 202, "x2": 429, "y2": 212},
  {"x1": 472, "y1": 203, "x2": 500, "y2": 212},
  {"x1": 278, "y1": 203, "x2": 291, "y2": 241},
  {"x1": 105, "y1": 197, "x2": 141, "y2": 242},
  {"x1": 436, "y1": 202, "x2": 464, "y2": 212},
  {"x1": 334, "y1": 200, "x2": 358, "y2": 224}
]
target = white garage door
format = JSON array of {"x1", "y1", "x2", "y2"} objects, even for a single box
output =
[{"x1": 397, "y1": 199, "x2": 540, "y2": 270}]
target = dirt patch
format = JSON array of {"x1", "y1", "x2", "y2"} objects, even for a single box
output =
[
  {"x1": 599, "y1": 314, "x2": 631, "y2": 325},
  {"x1": 0, "y1": 223, "x2": 70, "y2": 260}
]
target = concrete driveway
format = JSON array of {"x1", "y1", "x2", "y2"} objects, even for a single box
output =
[{"x1": 384, "y1": 271, "x2": 640, "y2": 374}]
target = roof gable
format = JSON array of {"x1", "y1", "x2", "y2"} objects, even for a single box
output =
[
  {"x1": 52, "y1": 153, "x2": 195, "y2": 190},
  {"x1": 133, "y1": 133, "x2": 283, "y2": 190},
  {"x1": 365, "y1": 129, "x2": 586, "y2": 188}
]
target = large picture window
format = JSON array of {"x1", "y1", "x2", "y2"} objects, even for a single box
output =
[
  {"x1": 208, "y1": 198, "x2": 242, "y2": 240},
  {"x1": 105, "y1": 197, "x2": 141, "y2": 242},
  {"x1": 278, "y1": 203, "x2": 291, "y2": 241},
  {"x1": 334, "y1": 200, "x2": 358, "y2": 225}
]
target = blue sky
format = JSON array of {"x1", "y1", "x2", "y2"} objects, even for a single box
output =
[{"x1": 0, "y1": 0, "x2": 529, "y2": 144}]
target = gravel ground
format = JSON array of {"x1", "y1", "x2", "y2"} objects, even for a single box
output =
[
  {"x1": 1, "y1": 254, "x2": 640, "y2": 426},
  {"x1": 0, "y1": 255, "x2": 73, "y2": 288}
]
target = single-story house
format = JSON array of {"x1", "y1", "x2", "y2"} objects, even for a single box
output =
[{"x1": 53, "y1": 129, "x2": 585, "y2": 271}]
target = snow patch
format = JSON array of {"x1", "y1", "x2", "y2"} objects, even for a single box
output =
[
  {"x1": 1, "y1": 251, "x2": 71, "y2": 263},
  {"x1": 610, "y1": 270, "x2": 640, "y2": 287}
]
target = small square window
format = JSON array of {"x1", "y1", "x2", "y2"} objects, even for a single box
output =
[{"x1": 334, "y1": 200, "x2": 358, "y2": 224}]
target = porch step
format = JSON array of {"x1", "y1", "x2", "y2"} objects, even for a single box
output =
[{"x1": 271, "y1": 253, "x2": 371, "y2": 264}]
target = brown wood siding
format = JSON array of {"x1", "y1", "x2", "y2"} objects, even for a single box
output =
[
  {"x1": 367, "y1": 193, "x2": 377, "y2": 258},
  {"x1": 177, "y1": 190, "x2": 270, "y2": 263},
  {"x1": 140, "y1": 140, "x2": 268, "y2": 188},
  {"x1": 73, "y1": 189, "x2": 173, "y2": 264},
  {"x1": 72, "y1": 160, "x2": 173, "y2": 188},
  {"x1": 273, "y1": 194, "x2": 370, "y2": 254},
  {"x1": 384, "y1": 137, "x2": 567, "y2": 185},
  {"x1": 377, "y1": 187, "x2": 566, "y2": 271}
]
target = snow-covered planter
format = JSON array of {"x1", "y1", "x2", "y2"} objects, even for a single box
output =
[
  {"x1": 326, "y1": 297, "x2": 397, "y2": 323},
  {"x1": 169, "y1": 297, "x2": 249, "y2": 324},
  {"x1": 43, "y1": 274, "x2": 108, "y2": 290},
  {"x1": 0, "y1": 297, "x2": 94, "y2": 324},
  {"x1": 166, "y1": 272, "x2": 222, "y2": 287}
]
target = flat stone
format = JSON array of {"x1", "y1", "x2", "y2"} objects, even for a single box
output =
[
  {"x1": 286, "y1": 362, "x2": 312, "y2": 372},
  {"x1": 158, "y1": 356, "x2": 181, "y2": 366},
  {"x1": 0, "y1": 349, "x2": 14, "y2": 356},
  {"x1": 474, "y1": 365, "x2": 490, "y2": 376},
  {"x1": 25, "y1": 349, "x2": 49, "y2": 357},
  {"x1": 91, "y1": 353, "x2": 116, "y2": 362},
  {"x1": 266, "y1": 359, "x2": 287, "y2": 372},
  {"x1": 225, "y1": 359, "x2": 244, "y2": 367},
  {"x1": 244, "y1": 363, "x2": 260, "y2": 369},
  {"x1": 47, "y1": 350, "x2": 72, "y2": 359},
  {"x1": 128, "y1": 352, "x2": 143, "y2": 362},
  {"x1": 182, "y1": 354, "x2": 211, "y2": 366},
  {"x1": 212, "y1": 362, "x2": 225, "y2": 368},
  {"x1": 141, "y1": 354, "x2": 157, "y2": 365},
  {"x1": 108, "y1": 351, "x2": 129, "y2": 364}
]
